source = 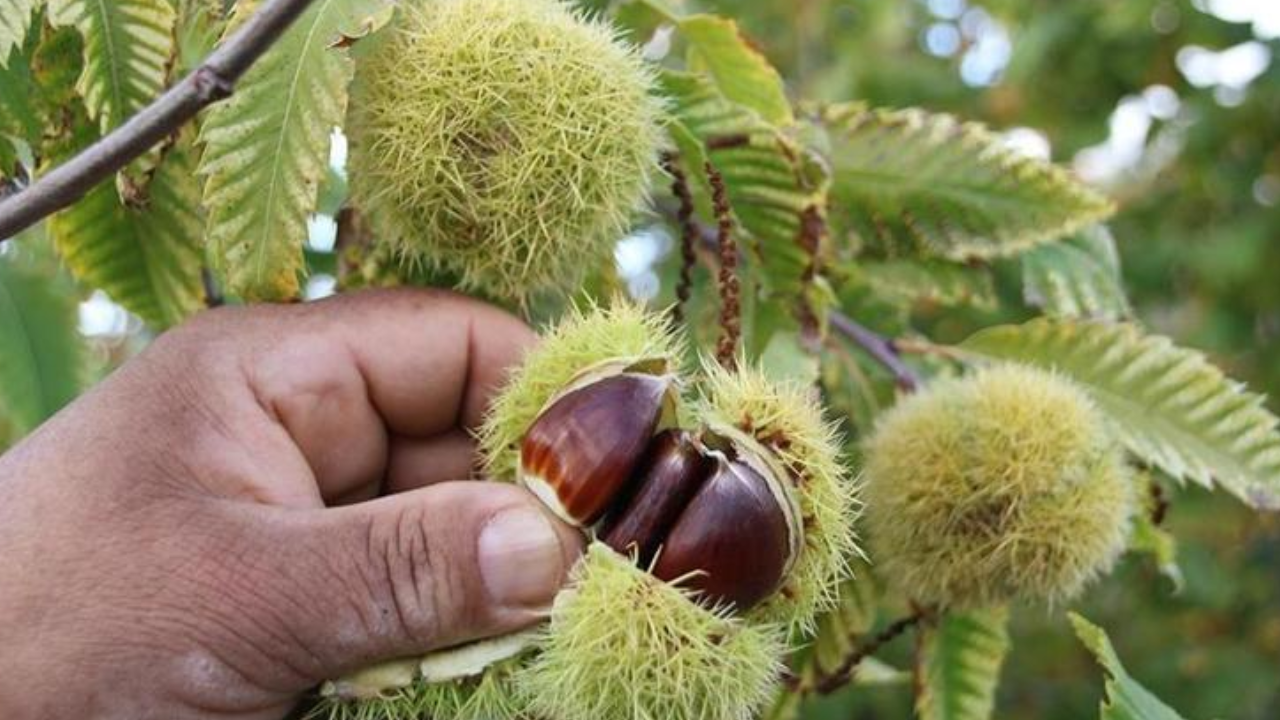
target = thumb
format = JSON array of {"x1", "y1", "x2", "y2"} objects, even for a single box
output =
[{"x1": 231, "y1": 482, "x2": 583, "y2": 685}]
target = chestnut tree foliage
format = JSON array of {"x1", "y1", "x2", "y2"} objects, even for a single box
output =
[{"x1": 1, "y1": 0, "x2": 1278, "y2": 718}]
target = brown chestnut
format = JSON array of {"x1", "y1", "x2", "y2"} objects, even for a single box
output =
[
  {"x1": 651, "y1": 450, "x2": 801, "y2": 611},
  {"x1": 599, "y1": 429, "x2": 712, "y2": 564},
  {"x1": 518, "y1": 367, "x2": 803, "y2": 614},
  {"x1": 520, "y1": 371, "x2": 675, "y2": 526}
]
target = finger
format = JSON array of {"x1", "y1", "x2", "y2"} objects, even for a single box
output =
[
  {"x1": 219, "y1": 289, "x2": 535, "y2": 502},
  {"x1": 385, "y1": 430, "x2": 479, "y2": 494},
  {"x1": 330, "y1": 431, "x2": 478, "y2": 506},
  {"x1": 218, "y1": 482, "x2": 584, "y2": 686}
]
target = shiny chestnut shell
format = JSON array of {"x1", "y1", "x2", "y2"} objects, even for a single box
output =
[
  {"x1": 600, "y1": 430, "x2": 711, "y2": 564},
  {"x1": 520, "y1": 372, "x2": 673, "y2": 526},
  {"x1": 651, "y1": 454, "x2": 797, "y2": 611},
  {"x1": 518, "y1": 365, "x2": 803, "y2": 614}
]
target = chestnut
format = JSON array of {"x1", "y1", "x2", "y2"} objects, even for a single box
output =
[
  {"x1": 598, "y1": 430, "x2": 802, "y2": 612},
  {"x1": 650, "y1": 451, "x2": 801, "y2": 611},
  {"x1": 520, "y1": 371, "x2": 675, "y2": 526},
  {"x1": 599, "y1": 429, "x2": 712, "y2": 564},
  {"x1": 518, "y1": 369, "x2": 804, "y2": 613}
]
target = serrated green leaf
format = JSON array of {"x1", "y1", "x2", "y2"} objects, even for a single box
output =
[
  {"x1": 960, "y1": 318, "x2": 1280, "y2": 510},
  {"x1": 0, "y1": 0, "x2": 38, "y2": 64},
  {"x1": 858, "y1": 258, "x2": 996, "y2": 310},
  {"x1": 679, "y1": 14, "x2": 792, "y2": 126},
  {"x1": 1069, "y1": 614, "x2": 1187, "y2": 720},
  {"x1": 764, "y1": 563, "x2": 880, "y2": 720},
  {"x1": 1022, "y1": 225, "x2": 1130, "y2": 319},
  {"x1": 916, "y1": 607, "x2": 1010, "y2": 720},
  {"x1": 197, "y1": 0, "x2": 390, "y2": 301},
  {"x1": 0, "y1": 255, "x2": 84, "y2": 439},
  {"x1": 819, "y1": 103, "x2": 1114, "y2": 261},
  {"x1": 49, "y1": 140, "x2": 206, "y2": 328},
  {"x1": 821, "y1": 342, "x2": 893, "y2": 433},
  {"x1": 30, "y1": 20, "x2": 84, "y2": 114},
  {"x1": 48, "y1": 0, "x2": 176, "y2": 132}
]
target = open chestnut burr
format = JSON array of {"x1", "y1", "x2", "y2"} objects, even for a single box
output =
[{"x1": 520, "y1": 365, "x2": 803, "y2": 613}]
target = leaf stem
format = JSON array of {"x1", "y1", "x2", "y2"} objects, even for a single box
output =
[
  {"x1": 0, "y1": 0, "x2": 320, "y2": 240},
  {"x1": 894, "y1": 335, "x2": 970, "y2": 362}
]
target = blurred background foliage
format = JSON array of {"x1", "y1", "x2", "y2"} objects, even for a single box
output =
[
  {"x1": 2, "y1": 0, "x2": 1277, "y2": 717},
  {"x1": 680, "y1": 0, "x2": 1280, "y2": 717}
]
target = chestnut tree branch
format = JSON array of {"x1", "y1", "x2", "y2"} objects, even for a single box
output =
[
  {"x1": 829, "y1": 312, "x2": 922, "y2": 392},
  {"x1": 0, "y1": 0, "x2": 319, "y2": 241}
]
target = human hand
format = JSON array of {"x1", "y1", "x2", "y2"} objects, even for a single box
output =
[{"x1": 0, "y1": 289, "x2": 584, "y2": 720}]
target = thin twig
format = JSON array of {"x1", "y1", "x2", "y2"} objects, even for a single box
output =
[
  {"x1": 810, "y1": 608, "x2": 929, "y2": 695},
  {"x1": 705, "y1": 161, "x2": 740, "y2": 369},
  {"x1": 334, "y1": 207, "x2": 371, "y2": 286},
  {"x1": 660, "y1": 152, "x2": 697, "y2": 328},
  {"x1": 829, "y1": 311, "x2": 921, "y2": 392},
  {"x1": 201, "y1": 267, "x2": 224, "y2": 308},
  {"x1": 0, "y1": 0, "x2": 319, "y2": 240}
]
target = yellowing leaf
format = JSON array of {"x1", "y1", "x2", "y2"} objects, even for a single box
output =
[
  {"x1": 49, "y1": 141, "x2": 206, "y2": 328},
  {"x1": 48, "y1": 0, "x2": 176, "y2": 132},
  {"x1": 0, "y1": 0, "x2": 38, "y2": 63},
  {"x1": 197, "y1": 0, "x2": 391, "y2": 301},
  {"x1": 680, "y1": 14, "x2": 792, "y2": 126}
]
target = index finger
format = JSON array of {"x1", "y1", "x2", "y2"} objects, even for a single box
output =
[{"x1": 194, "y1": 288, "x2": 536, "y2": 503}]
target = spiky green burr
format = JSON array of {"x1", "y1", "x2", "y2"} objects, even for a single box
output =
[
  {"x1": 863, "y1": 363, "x2": 1134, "y2": 609},
  {"x1": 347, "y1": 0, "x2": 663, "y2": 303}
]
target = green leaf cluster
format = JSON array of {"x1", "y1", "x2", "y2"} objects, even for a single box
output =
[{"x1": 5, "y1": 1, "x2": 1280, "y2": 718}]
